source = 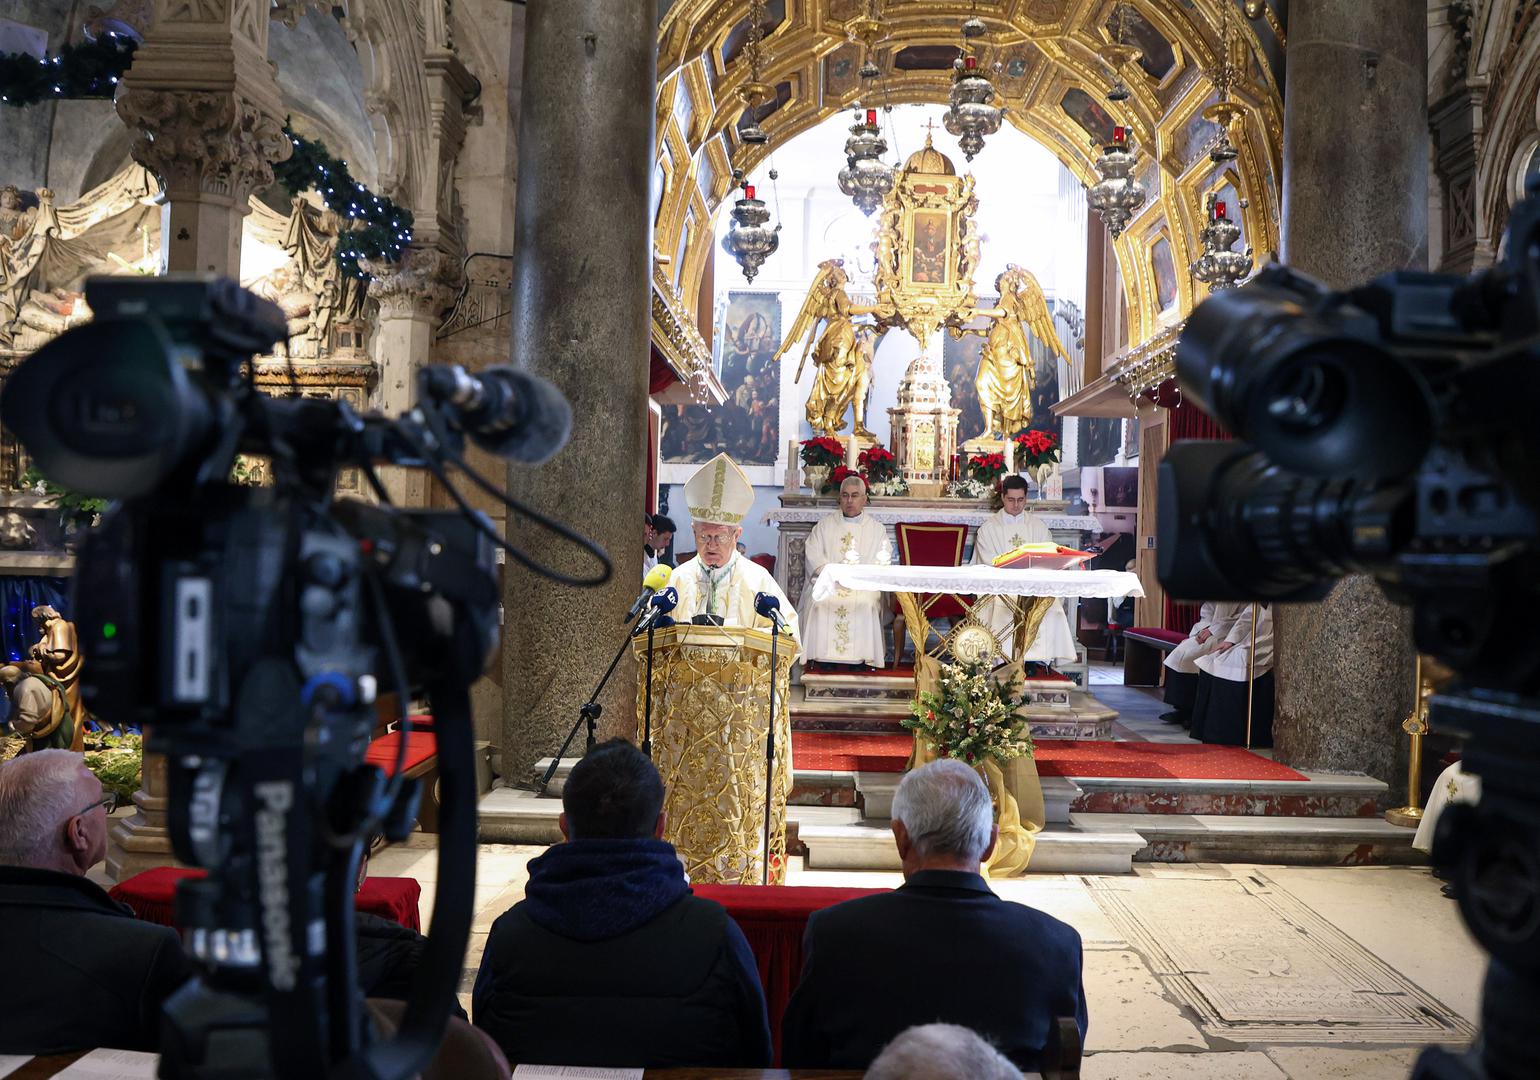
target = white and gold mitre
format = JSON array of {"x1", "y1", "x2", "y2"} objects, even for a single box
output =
[{"x1": 684, "y1": 453, "x2": 753, "y2": 525}]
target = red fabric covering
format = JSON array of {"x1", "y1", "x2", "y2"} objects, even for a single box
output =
[
  {"x1": 366, "y1": 731, "x2": 438, "y2": 776},
  {"x1": 892, "y1": 522, "x2": 971, "y2": 619},
  {"x1": 110, "y1": 867, "x2": 423, "y2": 931},
  {"x1": 693, "y1": 882, "x2": 886, "y2": 1065},
  {"x1": 790, "y1": 732, "x2": 1307, "y2": 781},
  {"x1": 750, "y1": 553, "x2": 776, "y2": 576},
  {"x1": 1126, "y1": 626, "x2": 1186, "y2": 646}
]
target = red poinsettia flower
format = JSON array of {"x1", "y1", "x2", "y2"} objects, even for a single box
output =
[{"x1": 800, "y1": 436, "x2": 847, "y2": 467}]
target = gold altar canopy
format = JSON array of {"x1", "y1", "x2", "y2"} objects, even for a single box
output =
[{"x1": 633, "y1": 623, "x2": 796, "y2": 885}]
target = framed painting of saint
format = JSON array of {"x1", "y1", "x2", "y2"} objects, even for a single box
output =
[{"x1": 907, "y1": 210, "x2": 952, "y2": 286}]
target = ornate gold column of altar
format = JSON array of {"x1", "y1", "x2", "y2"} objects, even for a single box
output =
[
  {"x1": 500, "y1": 0, "x2": 655, "y2": 780},
  {"x1": 1273, "y1": 0, "x2": 1425, "y2": 790},
  {"x1": 114, "y1": 0, "x2": 291, "y2": 276}
]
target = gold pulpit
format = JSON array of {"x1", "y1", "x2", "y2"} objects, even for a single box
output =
[{"x1": 633, "y1": 624, "x2": 796, "y2": 884}]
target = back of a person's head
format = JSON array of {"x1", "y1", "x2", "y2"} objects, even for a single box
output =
[
  {"x1": 890, "y1": 758, "x2": 993, "y2": 864},
  {"x1": 0, "y1": 749, "x2": 84, "y2": 867},
  {"x1": 865, "y1": 1023, "x2": 1021, "y2": 1080},
  {"x1": 562, "y1": 738, "x2": 664, "y2": 840}
]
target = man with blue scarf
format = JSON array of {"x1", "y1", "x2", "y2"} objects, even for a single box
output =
[{"x1": 472, "y1": 739, "x2": 772, "y2": 1068}]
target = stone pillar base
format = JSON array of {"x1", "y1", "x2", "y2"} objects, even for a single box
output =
[{"x1": 104, "y1": 753, "x2": 178, "y2": 883}]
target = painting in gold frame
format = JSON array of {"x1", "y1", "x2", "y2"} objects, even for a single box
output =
[{"x1": 908, "y1": 210, "x2": 952, "y2": 286}]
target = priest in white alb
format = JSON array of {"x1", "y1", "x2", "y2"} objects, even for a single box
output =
[
  {"x1": 797, "y1": 473, "x2": 892, "y2": 670},
  {"x1": 971, "y1": 474, "x2": 1078, "y2": 664},
  {"x1": 671, "y1": 452, "x2": 800, "y2": 646}
]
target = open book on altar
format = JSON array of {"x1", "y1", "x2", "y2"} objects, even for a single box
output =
[{"x1": 990, "y1": 541, "x2": 1095, "y2": 571}]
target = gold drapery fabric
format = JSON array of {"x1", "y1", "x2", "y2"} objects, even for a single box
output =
[{"x1": 635, "y1": 626, "x2": 795, "y2": 884}]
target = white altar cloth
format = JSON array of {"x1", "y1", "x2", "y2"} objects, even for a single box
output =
[{"x1": 810, "y1": 564, "x2": 1144, "y2": 604}]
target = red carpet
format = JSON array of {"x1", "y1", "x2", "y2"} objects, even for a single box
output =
[{"x1": 790, "y1": 732, "x2": 1307, "y2": 782}]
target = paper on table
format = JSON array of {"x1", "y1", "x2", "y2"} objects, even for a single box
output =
[
  {"x1": 0, "y1": 1056, "x2": 32, "y2": 1080},
  {"x1": 511, "y1": 1067, "x2": 644, "y2": 1079},
  {"x1": 50, "y1": 1049, "x2": 159, "y2": 1079}
]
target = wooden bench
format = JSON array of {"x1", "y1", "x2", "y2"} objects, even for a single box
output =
[
  {"x1": 369, "y1": 702, "x2": 440, "y2": 833},
  {"x1": 1122, "y1": 626, "x2": 1186, "y2": 687}
]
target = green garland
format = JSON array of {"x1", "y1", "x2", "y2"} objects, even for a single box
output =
[
  {"x1": 0, "y1": 36, "x2": 137, "y2": 108},
  {"x1": 272, "y1": 123, "x2": 414, "y2": 280}
]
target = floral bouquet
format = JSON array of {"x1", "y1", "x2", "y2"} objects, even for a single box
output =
[
  {"x1": 825, "y1": 463, "x2": 861, "y2": 494},
  {"x1": 946, "y1": 477, "x2": 991, "y2": 499},
  {"x1": 799, "y1": 436, "x2": 847, "y2": 468},
  {"x1": 966, "y1": 451, "x2": 1009, "y2": 485},
  {"x1": 1012, "y1": 428, "x2": 1061, "y2": 472},
  {"x1": 858, "y1": 445, "x2": 899, "y2": 485},
  {"x1": 902, "y1": 660, "x2": 1034, "y2": 767}
]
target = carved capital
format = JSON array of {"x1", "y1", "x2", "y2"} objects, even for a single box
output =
[
  {"x1": 116, "y1": 88, "x2": 291, "y2": 206},
  {"x1": 366, "y1": 247, "x2": 462, "y2": 322}
]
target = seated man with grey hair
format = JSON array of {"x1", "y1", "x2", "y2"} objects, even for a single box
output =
[
  {"x1": 0, "y1": 749, "x2": 193, "y2": 1054},
  {"x1": 866, "y1": 1023, "x2": 1023, "y2": 1080},
  {"x1": 781, "y1": 759, "x2": 1087, "y2": 1071}
]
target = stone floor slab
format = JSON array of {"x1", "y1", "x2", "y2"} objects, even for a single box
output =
[
  {"x1": 1082, "y1": 950, "x2": 1206, "y2": 1052},
  {"x1": 1081, "y1": 1051, "x2": 1286, "y2": 1079},
  {"x1": 1265, "y1": 1046, "x2": 1423, "y2": 1080}
]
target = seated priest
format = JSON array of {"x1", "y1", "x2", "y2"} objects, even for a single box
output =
[
  {"x1": 671, "y1": 453, "x2": 800, "y2": 644},
  {"x1": 1160, "y1": 602, "x2": 1246, "y2": 726},
  {"x1": 797, "y1": 473, "x2": 892, "y2": 671},
  {"x1": 970, "y1": 476, "x2": 1078, "y2": 667},
  {"x1": 1190, "y1": 602, "x2": 1274, "y2": 747}
]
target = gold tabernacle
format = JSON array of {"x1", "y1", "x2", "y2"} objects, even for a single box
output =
[{"x1": 634, "y1": 624, "x2": 796, "y2": 885}]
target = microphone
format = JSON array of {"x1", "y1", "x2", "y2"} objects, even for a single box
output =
[
  {"x1": 754, "y1": 591, "x2": 786, "y2": 630},
  {"x1": 624, "y1": 564, "x2": 673, "y2": 622},
  {"x1": 640, "y1": 586, "x2": 679, "y2": 630},
  {"x1": 418, "y1": 364, "x2": 574, "y2": 465}
]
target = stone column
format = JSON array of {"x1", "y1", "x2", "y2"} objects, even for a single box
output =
[
  {"x1": 500, "y1": 0, "x2": 655, "y2": 781},
  {"x1": 1273, "y1": 0, "x2": 1427, "y2": 787},
  {"x1": 106, "y1": 752, "x2": 175, "y2": 882},
  {"x1": 115, "y1": 0, "x2": 290, "y2": 275}
]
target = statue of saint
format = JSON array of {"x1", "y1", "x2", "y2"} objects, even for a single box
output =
[
  {"x1": 0, "y1": 664, "x2": 72, "y2": 752},
  {"x1": 775, "y1": 259, "x2": 886, "y2": 438},
  {"x1": 27, "y1": 605, "x2": 88, "y2": 745},
  {"x1": 953, "y1": 265, "x2": 1069, "y2": 441}
]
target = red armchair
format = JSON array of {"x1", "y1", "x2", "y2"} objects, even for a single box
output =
[{"x1": 891, "y1": 522, "x2": 971, "y2": 665}]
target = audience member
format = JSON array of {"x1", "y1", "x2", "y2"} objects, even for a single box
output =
[
  {"x1": 0, "y1": 750, "x2": 192, "y2": 1053},
  {"x1": 473, "y1": 739, "x2": 771, "y2": 1068},
  {"x1": 864, "y1": 1023, "x2": 1022, "y2": 1080},
  {"x1": 782, "y1": 759, "x2": 1087, "y2": 1071},
  {"x1": 354, "y1": 836, "x2": 467, "y2": 1018}
]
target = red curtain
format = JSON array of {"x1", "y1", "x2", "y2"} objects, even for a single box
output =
[{"x1": 1162, "y1": 388, "x2": 1229, "y2": 632}]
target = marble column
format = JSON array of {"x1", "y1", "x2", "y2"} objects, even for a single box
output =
[
  {"x1": 115, "y1": 0, "x2": 290, "y2": 275},
  {"x1": 1273, "y1": 0, "x2": 1427, "y2": 788},
  {"x1": 500, "y1": 0, "x2": 655, "y2": 780}
]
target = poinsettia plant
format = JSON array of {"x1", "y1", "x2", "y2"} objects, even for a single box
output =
[
  {"x1": 966, "y1": 451, "x2": 1009, "y2": 484},
  {"x1": 825, "y1": 464, "x2": 860, "y2": 493},
  {"x1": 1012, "y1": 428, "x2": 1062, "y2": 471},
  {"x1": 799, "y1": 436, "x2": 846, "y2": 468},
  {"x1": 858, "y1": 445, "x2": 899, "y2": 485},
  {"x1": 902, "y1": 660, "x2": 1034, "y2": 766}
]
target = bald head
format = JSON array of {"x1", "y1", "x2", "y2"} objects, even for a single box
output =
[{"x1": 839, "y1": 474, "x2": 868, "y2": 517}]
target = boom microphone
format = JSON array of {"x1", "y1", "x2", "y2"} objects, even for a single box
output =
[
  {"x1": 419, "y1": 364, "x2": 574, "y2": 465},
  {"x1": 625, "y1": 564, "x2": 673, "y2": 622}
]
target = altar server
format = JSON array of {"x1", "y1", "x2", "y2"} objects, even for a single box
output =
[
  {"x1": 970, "y1": 476, "x2": 1077, "y2": 664},
  {"x1": 1190, "y1": 602, "x2": 1274, "y2": 747},
  {"x1": 799, "y1": 474, "x2": 891, "y2": 670},
  {"x1": 671, "y1": 453, "x2": 800, "y2": 646},
  {"x1": 1160, "y1": 601, "x2": 1246, "y2": 725}
]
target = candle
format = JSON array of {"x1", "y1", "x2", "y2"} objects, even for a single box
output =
[{"x1": 744, "y1": 184, "x2": 756, "y2": 200}]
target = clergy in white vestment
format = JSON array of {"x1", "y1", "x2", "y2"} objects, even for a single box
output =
[
  {"x1": 970, "y1": 475, "x2": 1078, "y2": 664},
  {"x1": 670, "y1": 453, "x2": 801, "y2": 646},
  {"x1": 1190, "y1": 602, "x2": 1274, "y2": 747},
  {"x1": 1160, "y1": 601, "x2": 1247, "y2": 724},
  {"x1": 797, "y1": 473, "x2": 892, "y2": 669}
]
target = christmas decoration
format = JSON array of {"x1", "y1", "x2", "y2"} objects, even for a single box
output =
[{"x1": 0, "y1": 36, "x2": 136, "y2": 109}]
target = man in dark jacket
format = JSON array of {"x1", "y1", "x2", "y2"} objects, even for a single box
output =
[
  {"x1": 781, "y1": 758, "x2": 1088, "y2": 1071},
  {"x1": 472, "y1": 738, "x2": 771, "y2": 1068},
  {"x1": 0, "y1": 750, "x2": 193, "y2": 1054}
]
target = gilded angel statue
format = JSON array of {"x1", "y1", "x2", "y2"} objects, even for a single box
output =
[
  {"x1": 775, "y1": 259, "x2": 887, "y2": 438},
  {"x1": 952, "y1": 265, "x2": 1070, "y2": 441}
]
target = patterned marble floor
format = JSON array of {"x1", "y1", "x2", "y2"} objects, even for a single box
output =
[{"x1": 361, "y1": 838, "x2": 1482, "y2": 1079}]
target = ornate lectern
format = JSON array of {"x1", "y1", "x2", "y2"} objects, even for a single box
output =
[{"x1": 633, "y1": 624, "x2": 797, "y2": 885}]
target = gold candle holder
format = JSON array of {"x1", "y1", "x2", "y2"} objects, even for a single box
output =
[{"x1": 1385, "y1": 655, "x2": 1433, "y2": 827}]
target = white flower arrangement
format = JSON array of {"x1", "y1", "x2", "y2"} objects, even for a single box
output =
[
  {"x1": 946, "y1": 477, "x2": 991, "y2": 500},
  {"x1": 903, "y1": 660, "x2": 1035, "y2": 766}
]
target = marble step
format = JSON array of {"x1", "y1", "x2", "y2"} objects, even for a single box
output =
[
  {"x1": 1068, "y1": 812, "x2": 1425, "y2": 866},
  {"x1": 791, "y1": 807, "x2": 1147, "y2": 876}
]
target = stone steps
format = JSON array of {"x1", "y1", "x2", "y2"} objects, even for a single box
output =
[{"x1": 1070, "y1": 812, "x2": 1423, "y2": 866}]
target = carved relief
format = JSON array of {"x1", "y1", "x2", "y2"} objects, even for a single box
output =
[
  {"x1": 366, "y1": 246, "x2": 461, "y2": 322},
  {"x1": 116, "y1": 89, "x2": 291, "y2": 204}
]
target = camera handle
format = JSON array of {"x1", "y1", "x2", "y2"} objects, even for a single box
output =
[{"x1": 539, "y1": 612, "x2": 646, "y2": 794}]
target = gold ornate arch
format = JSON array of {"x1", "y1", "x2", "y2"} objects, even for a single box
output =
[{"x1": 653, "y1": 0, "x2": 1284, "y2": 345}]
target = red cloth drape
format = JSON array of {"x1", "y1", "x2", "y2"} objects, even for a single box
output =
[
  {"x1": 1161, "y1": 390, "x2": 1230, "y2": 632},
  {"x1": 110, "y1": 868, "x2": 423, "y2": 932},
  {"x1": 692, "y1": 882, "x2": 886, "y2": 1066}
]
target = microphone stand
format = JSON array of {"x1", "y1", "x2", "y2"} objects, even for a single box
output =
[
  {"x1": 761, "y1": 611, "x2": 783, "y2": 886},
  {"x1": 540, "y1": 610, "x2": 647, "y2": 794},
  {"x1": 643, "y1": 611, "x2": 658, "y2": 757}
]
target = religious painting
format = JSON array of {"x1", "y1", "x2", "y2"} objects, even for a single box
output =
[
  {"x1": 720, "y1": 0, "x2": 785, "y2": 67},
  {"x1": 909, "y1": 211, "x2": 950, "y2": 285},
  {"x1": 1081, "y1": 417, "x2": 1120, "y2": 466},
  {"x1": 1149, "y1": 234, "x2": 1178, "y2": 312},
  {"x1": 823, "y1": 43, "x2": 860, "y2": 99},
  {"x1": 1060, "y1": 88, "x2": 1116, "y2": 146},
  {"x1": 1105, "y1": 6, "x2": 1177, "y2": 83},
  {"x1": 1172, "y1": 94, "x2": 1223, "y2": 174},
  {"x1": 651, "y1": 157, "x2": 668, "y2": 225},
  {"x1": 661, "y1": 291, "x2": 781, "y2": 466}
]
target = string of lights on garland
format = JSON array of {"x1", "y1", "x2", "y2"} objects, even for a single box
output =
[
  {"x1": 272, "y1": 123, "x2": 414, "y2": 280},
  {"x1": 0, "y1": 35, "x2": 137, "y2": 108}
]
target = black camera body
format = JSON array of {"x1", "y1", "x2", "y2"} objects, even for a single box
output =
[{"x1": 1160, "y1": 185, "x2": 1540, "y2": 1080}]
